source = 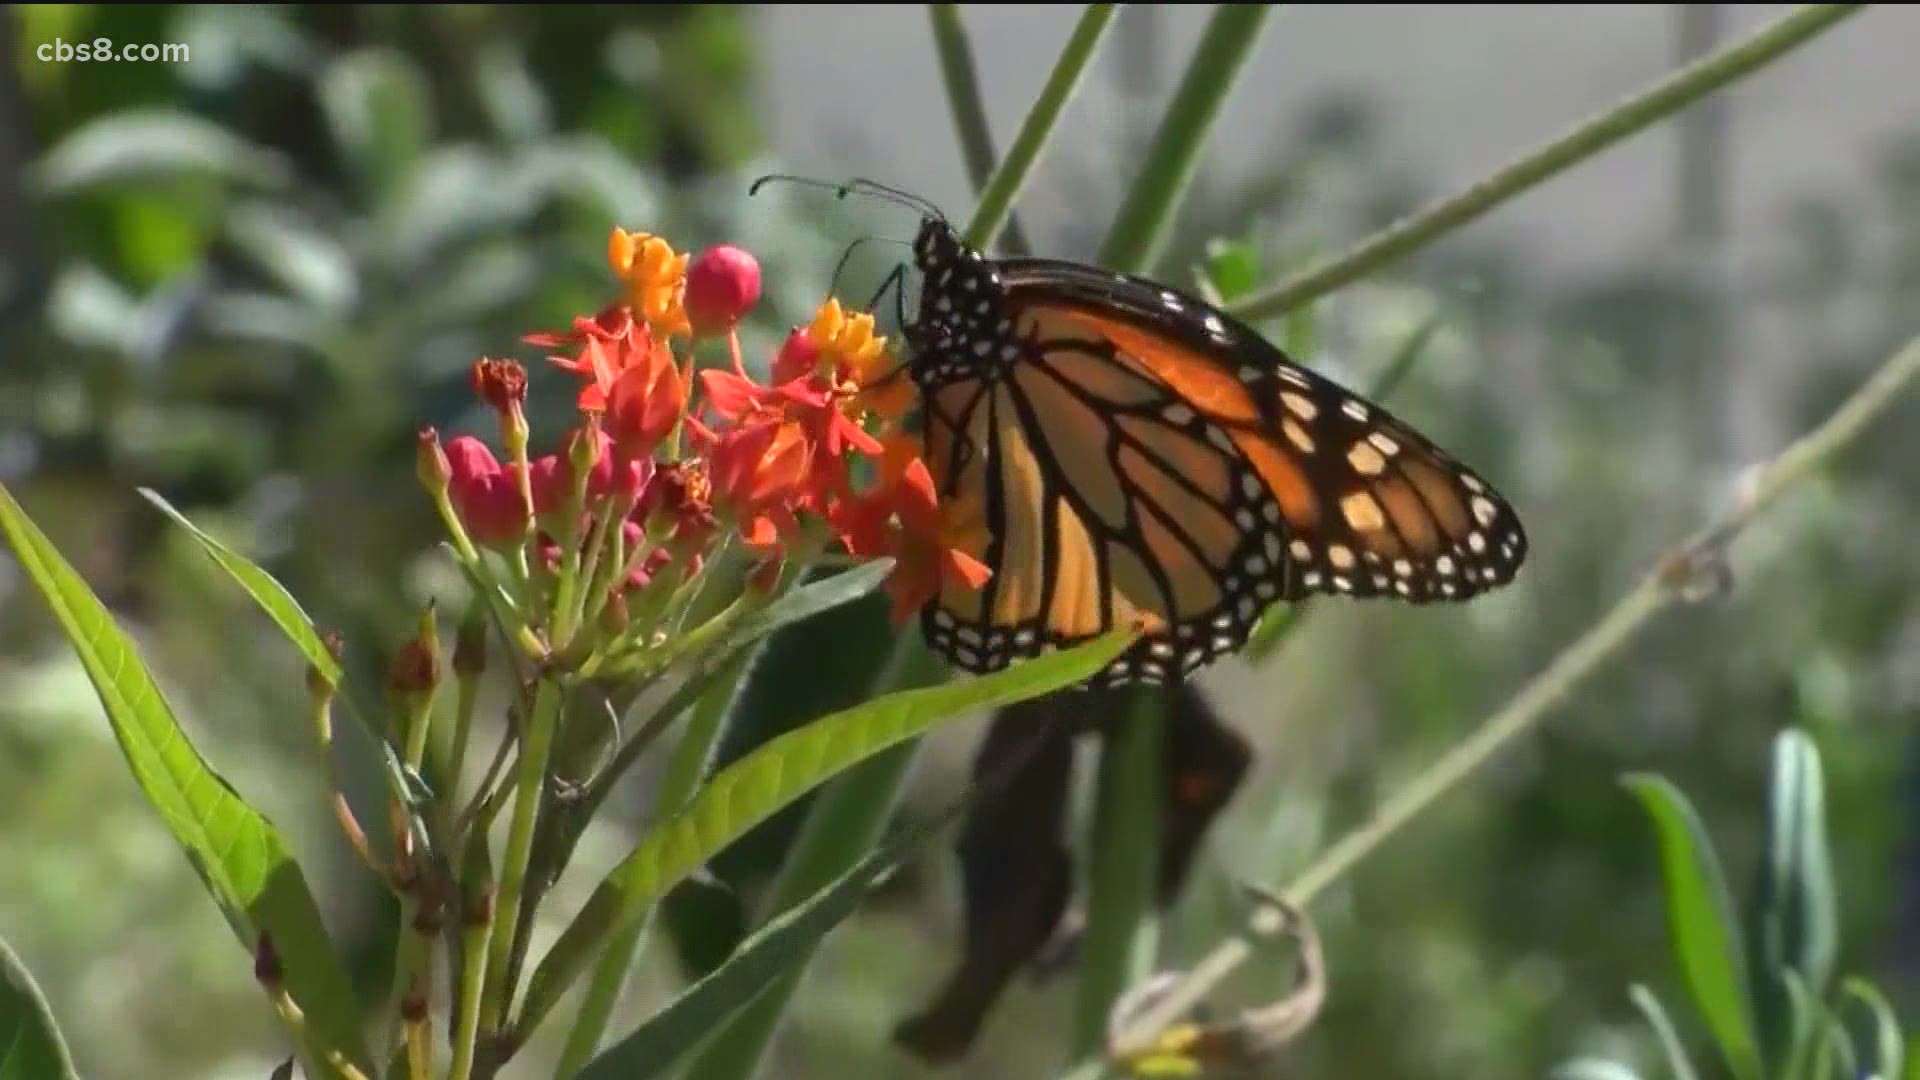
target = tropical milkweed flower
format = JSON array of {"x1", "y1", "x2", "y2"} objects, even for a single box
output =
[
  {"x1": 421, "y1": 223, "x2": 988, "y2": 674},
  {"x1": 608, "y1": 227, "x2": 692, "y2": 339}
]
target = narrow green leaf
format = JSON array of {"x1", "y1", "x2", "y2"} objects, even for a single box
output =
[
  {"x1": 517, "y1": 629, "x2": 1136, "y2": 1037},
  {"x1": 1841, "y1": 977, "x2": 1905, "y2": 1080},
  {"x1": 140, "y1": 487, "x2": 417, "y2": 815},
  {"x1": 1781, "y1": 970, "x2": 1822, "y2": 1080},
  {"x1": 0, "y1": 483, "x2": 374, "y2": 1078},
  {"x1": 1621, "y1": 773, "x2": 1761, "y2": 1080},
  {"x1": 1629, "y1": 984, "x2": 1701, "y2": 1080},
  {"x1": 27, "y1": 108, "x2": 292, "y2": 194},
  {"x1": 1753, "y1": 726, "x2": 1839, "y2": 1057},
  {"x1": 1823, "y1": 1006, "x2": 1861, "y2": 1080},
  {"x1": 578, "y1": 780, "x2": 978, "y2": 1079},
  {"x1": 139, "y1": 488, "x2": 342, "y2": 685},
  {"x1": 719, "y1": 559, "x2": 895, "y2": 657},
  {"x1": 0, "y1": 935, "x2": 78, "y2": 1080}
]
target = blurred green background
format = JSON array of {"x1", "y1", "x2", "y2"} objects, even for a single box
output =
[{"x1": 2, "y1": 5, "x2": 1916, "y2": 1079}]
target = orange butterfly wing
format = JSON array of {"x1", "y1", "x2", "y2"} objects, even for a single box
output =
[{"x1": 906, "y1": 232, "x2": 1526, "y2": 687}]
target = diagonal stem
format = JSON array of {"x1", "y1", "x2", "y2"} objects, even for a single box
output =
[
  {"x1": 964, "y1": 3, "x2": 1118, "y2": 251},
  {"x1": 1225, "y1": 3, "x2": 1866, "y2": 320},
  {"x1": 930, "y1": 4, "x2": 1033, "y2": 256}
]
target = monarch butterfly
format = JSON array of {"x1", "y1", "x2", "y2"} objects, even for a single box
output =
[{"x1": 764, "y1": 177, "x2": 1529, "y2": 688}]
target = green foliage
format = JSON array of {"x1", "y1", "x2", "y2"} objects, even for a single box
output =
[
  {"x1": 0, "y1": 482, "x2": 375, "y2": 1079},
  {"x1": 520, "y1": 629, "x2": 1136, "y2": 1039},
  {"x1": 1585, "y1": 730, "x2": 1907, "y2": 1080},
  {"x1": 0, "y1": 934, "x2": 79, "y2": 1080}
]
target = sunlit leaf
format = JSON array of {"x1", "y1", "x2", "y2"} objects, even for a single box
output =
[
  {"x1": 28, "y1": 108, "x2": 292, "y2": 194},
  {"x1": 517, "y1": 629, "x2": 1137, "y2": 1037},
  {"x1": 1752, "y1": 726, "x2": 1839, "y2": 1063},
  {"x1": 0, "y1": 482, "x2": 374, "y2": 1079},
  {"x1": 1621, "y1": 773, "x2": 1761, "y2": 1080},
  {"x1": 0, "y1": 935, "x2": 78, "y2": 1080},
  {"x1": 1630, "y1": 984, "x2": 1701, "y2": 1080},
  {"x1": 1841, "y1": 978, "x2": 1904, "y2": 1080}
]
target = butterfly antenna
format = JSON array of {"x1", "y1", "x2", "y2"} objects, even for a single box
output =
[
  {"x1": 844, "y1": 178, "x2": 947, "y2": 222},
  {"x1": 749, "y1": 173, "x2": 946, "y2": 221}
]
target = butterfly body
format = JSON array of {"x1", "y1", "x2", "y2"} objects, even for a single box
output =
[{"x1": 899, "y1": 215, "x2": 1528, "y2": 688}]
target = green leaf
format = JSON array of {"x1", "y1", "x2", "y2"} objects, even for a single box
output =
[
  {"x1": 318, "y1": 47, "x2": 433, "y2": 202},
  {"x1": 0, "y1": 483, "x2": 374, "y2": 1079},
  {"x1": 721, "y1": 560, "x2": 896, "y2": 656},
  {"x1": 0, "y1": 935, "x2": 78, "y2": 1080},
  {"x1": 1752, "y1": 726, "x2": 1840, "y2": 1061},
  {"x1": 27, "y1": 108, "x2": 292, "y2": 194},
  {"x1": 1841, "y1": 977, "x2": 1905, "y2": 1080},
  {"x1": 1622, "y1": 773, "x2": 1761, "y2": 1080},
  {"x1": 140, "y1": 488, "x2": 417, "y2": 811},
  {"x1": 139, "y1": 488, "x2": 343, "y2": 685},
  {"x1": 517, "y1": 629, "x2": 1136, "y2": 1037},
  {"x1": 578, "y1": 780, "x2": 978, "y2": 1079},
  {"x1": 1781, "y1": 970, "x2": 1822, "y2": 1080},
  {"x1": 1629, "y1": 984, "x2": 1701, "y2": 1080}
]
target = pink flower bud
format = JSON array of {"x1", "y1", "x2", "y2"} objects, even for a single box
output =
[
  {"x1": 772, "y1": 327, "x2": 821, "y2": 385},
  {"x1": 445, "y1": 436, "x2": 529, "y2": 548},
  {"x1": 683, "y1": 244, "x2": 761, "y2": 338}
]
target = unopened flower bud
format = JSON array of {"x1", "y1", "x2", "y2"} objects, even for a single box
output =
[
  {"x1": 683, "y1": 244, "x2": 761, "y2": 338},
  {"x1": 417, "y1": 427, "x2": 452, "y2": 495},
  {"x1": 772, "y1": 327, "x2": 821, "y2": 384}
]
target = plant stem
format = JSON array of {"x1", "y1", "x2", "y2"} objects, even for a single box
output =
[
  {"x1": 1095, "y1": 3, "x2": 1276, "y2": 272},
  {"x1": 964, "y1": 3, "x2": 1118, "y2": 251},
  {"x1": 555, "y1": 647, "x2": 759, "y2": 1075},
  {"x1": 480, "y1": 677, "x2": 562, "y2": 1035},
  {"x1": 447, "y1": 832, "x2": 494, "y2": 1080},
  {"x1": 1099, "y1": 334, "x2": 1920, "y2": 1066},
  {"x1": 930, "y1": 4, "x2": 1031, "y2": 255},
  {"x1": 1073, "y1": 691, "x2": 1167, "y2": 1056},
  {"x1": 1073, "y1": 2, "x2": 1275, "y2": 1047},
  {"x1": 1226, "y1": 2, "x2": 1866, "y2": 320}
]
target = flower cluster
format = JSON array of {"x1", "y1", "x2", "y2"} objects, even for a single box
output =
[{"x1": 417, "y1": 228, "x2": 991, "y2": 670}]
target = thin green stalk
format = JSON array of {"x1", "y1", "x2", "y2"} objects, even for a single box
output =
[
  {"x1": 1072, "y1": 691, "x2": 1167, "y2": 1056},
  {"x1": 930, "y1": 4, "x2": 1031, "y2": 255},
  {"x1": 1073, "y1": 3, "x2": 1275, "y2": 1047},
  {"x1": 555, "y1": 643, "x2": 762, "y2": 1073},
  {"x1": 480, "y1": 677, "x2": 563, "y2": 1035},
  {"x1": 1095, "y1": 3, "x2": 1277, "y2": 271},
  {"x1": 1227, "y1": 2, "x2": 1865, "y2": 320},
  {"x1": 964, "y1": 3, "x2": 1118, "y2": 251},
  {"x1": 1098, "y1": 335, "x2": 1920, "y2": 1068},
  {"x1": 448, "y1": 832, "x2": 494, "y2": 1080}
]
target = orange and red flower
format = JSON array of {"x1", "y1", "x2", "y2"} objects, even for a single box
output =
[{"x1": 425, "y1": 225, "x2": 988, "y2": 659}]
